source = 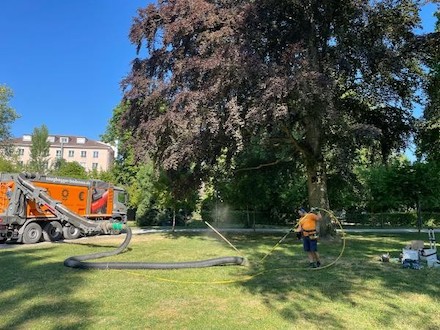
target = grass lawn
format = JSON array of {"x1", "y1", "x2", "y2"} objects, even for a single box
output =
[{"x1": 1, "y1": 230, "x2": 439, "y2": 330}]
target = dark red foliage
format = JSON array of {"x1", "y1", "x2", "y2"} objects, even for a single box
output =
[{"x1": 121, "y1": 0, "x2": 433, "y2": 177}]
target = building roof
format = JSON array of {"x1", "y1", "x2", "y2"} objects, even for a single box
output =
[{"x1": 11, "y1": 134, "x2": 114, "y2": 150}]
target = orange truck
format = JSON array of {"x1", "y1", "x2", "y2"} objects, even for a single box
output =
[{"x1": 0, "y1": 173, "x2": 128, "y2": 244}]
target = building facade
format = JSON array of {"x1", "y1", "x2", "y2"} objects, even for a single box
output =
[{"x1": 10, "y1": 134, "x2": 116, "y2": 172}]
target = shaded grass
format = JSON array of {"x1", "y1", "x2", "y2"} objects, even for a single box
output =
[{"x1": 1, "y1": 231, "x2": 440, "y2": 329}]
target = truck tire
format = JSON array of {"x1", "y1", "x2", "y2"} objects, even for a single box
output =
[
  {"x1": 22, "y1": 222, "x2": 42, "y2": 244},
  {"x1": 42, "y1": 221, "x2": 63, "y2": 242},
  {"x1": 63, "y1": 225, "x2": 81, "y2": 240}
]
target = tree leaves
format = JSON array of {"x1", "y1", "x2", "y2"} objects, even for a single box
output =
[
  {"x1": 0, "y1": 84, "x2": 19, "y2": 146},
  {"x1": 120, "y1": 1, "x2": 432, "y2": 212}
]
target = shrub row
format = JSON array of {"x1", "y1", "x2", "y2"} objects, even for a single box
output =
[{"x1": 344, "y1": 212, "x2": 440, "y2": 228}]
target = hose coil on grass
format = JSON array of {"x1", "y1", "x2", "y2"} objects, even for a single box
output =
[{"x1": 63, "y1": 226, "x2": 246, "y2": 270}]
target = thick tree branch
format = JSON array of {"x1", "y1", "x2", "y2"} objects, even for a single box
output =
[
  {"x1": 235, "y1": 159, "x2": 289, "y2": 173},
  {"x1": 281, "y1": 125, "x2": 313, "y2": 160}
]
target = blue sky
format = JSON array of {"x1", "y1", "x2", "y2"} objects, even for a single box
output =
[
  {"x1": 1, "y1": 0, "x2": 152, "y2": 141},
  {"x1": 1, "y1": 1, "x2": 438, "y2": 142}
]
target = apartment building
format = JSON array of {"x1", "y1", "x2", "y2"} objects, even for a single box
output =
[{"x1": 10, "y1": 134, "x2": 116, "y2": 172}]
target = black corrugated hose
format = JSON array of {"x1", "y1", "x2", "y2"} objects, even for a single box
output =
[{"x1": 63, "y1": 226, "x2": 246, "y2": 269}]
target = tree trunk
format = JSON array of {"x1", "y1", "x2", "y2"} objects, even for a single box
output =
[
  {"x1": 302, "y1": 110, "x2": 333, "y2": 237},
  {"x1": 285, "y1": 109, "x2": 333, "y2": 236},
  {"x1": 417, "y1": 197, "x2": 422, "y2": 233},
  {"x1": 306, "y1": 160, "x2": 329, "y2": 208},
  {"x1": 305, "y1": 158, "x2": 333, "y2": 237}
]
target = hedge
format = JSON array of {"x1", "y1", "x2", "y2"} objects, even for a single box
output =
[{"x1": 344, "y1": 212, "x2": 440, "y2": 228}]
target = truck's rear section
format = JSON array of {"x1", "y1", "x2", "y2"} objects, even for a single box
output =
[{"x1": 0, "y1": 173, "x2": 127, "y2": 243}]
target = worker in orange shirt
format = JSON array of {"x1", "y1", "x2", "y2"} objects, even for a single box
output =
[{"x1": 295, "y1": 207, "x2": 322, "y2": 268}]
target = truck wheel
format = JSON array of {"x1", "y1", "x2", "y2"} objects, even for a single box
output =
[
  {"x1": 42, "y1": 221, "x2": 63, "y2": 242},
  {"x1": 63, "y1": 225, "x2": 81, "y2": 240},
  {"x1": 22, "y1": 223, "x2": 42, "y2": 244}
]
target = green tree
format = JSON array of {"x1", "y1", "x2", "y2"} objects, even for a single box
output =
[
  {"x1": 50, "y1": 158, "x2": 88, "y2": 179},
  {"x1": 410, "y1": 161, "x2": 440, "y2": 214},
  {"x1": 102, "y1": 102, "x2": 141, "y2": 208},
  {"x1": 0, "y1": 84, "x2": 20, "y2": 151},
  {"x1": 361, "y1": 161, "x2": 410, "y2": 213},
  {"x1": 153, "y1": 169, "x2": 199, "y2": 229},
  {"x1": 88, "y1": 168, "x2": 114, "y2": 183},
  {"x1": 29, "y1": 125, "x2": 50, "y2": 173},
  {"x1": 359, "y1": 159, "x2": 440, "y2": 213},
  {"x1": 0, "y1": 158, "x2": 18, "y2": 172},
  {"x1": 122, "y1": 1, "x2": 436, "y2": 234},
  {"x1": 209, "y1": 140, "x2": 307, "y2": 225},
  {"x1": 132, "y1": 161, "x2": 160, "y2": 225},
  {"x1": 417, "y1": 10, "x2": 440, "y2": 161}
]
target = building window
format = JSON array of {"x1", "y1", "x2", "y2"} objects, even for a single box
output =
[
  {"x1": 93, "y1": 151, "x2": 99, "y2": 158},
  {"x1": 81, "y1": 151, "x2": 87, "y2": 158},
  {"x1": 47, "y1": 136, "x2": 55, "y2": 143},
  {"x1": 68, "y1": 150, "x2": 74, "y2": 157},
  {"x1": 92, "y1": 163, "x2": 98, "y2": 170},
  {"x1": 56, "y1": 150, "x2": 62, "y2": 158},
  {"x1": 60, "y1": 137, "x2": 69, "y2": 143},
  {"x1": 18, "y1": 148, "x2": 25, "y2": 156}
]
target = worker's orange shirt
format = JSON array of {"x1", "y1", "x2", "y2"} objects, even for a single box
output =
[{"x1": 299, "y1": 213, "x2": 320, "y2": 236}]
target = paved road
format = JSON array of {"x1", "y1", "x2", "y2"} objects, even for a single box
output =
[
  {"x1": 340, "y1": 228, "x2": 439, "y2": 233},
  {"x1": 1, "y1": 227, "x2": 438, "y2": 249},
  {"x1": 132, "y1": 227, "x2": 440, "y2": 234}
]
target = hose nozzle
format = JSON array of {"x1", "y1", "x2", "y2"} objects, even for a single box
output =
[
  {"x1": 111, "y1": 222, "x2": 124, "y2": 231},
  {"x1": 100, "y1": 221, "x2": 126, "y2": 234}
]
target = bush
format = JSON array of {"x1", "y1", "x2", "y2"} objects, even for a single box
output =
[{"x1": 136, "y1": 207, "x2": 188, "y2": 227}]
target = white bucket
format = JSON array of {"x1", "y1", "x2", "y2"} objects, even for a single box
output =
[
  {"x1": 420, "y1": 248, "x2": 436, "y2": 260},
  {"x1": 425, "y1": 254, "x2": 440, "y2": 268}
]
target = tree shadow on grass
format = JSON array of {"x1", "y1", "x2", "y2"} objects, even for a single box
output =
[
  {"x1": 59, "y1": 240, "x2": 133, "y2": 252},
  {"x1": 233, "y1": 232, "x2": 440, "y2": 329},
  {"x1": 0, "y1": 246, "x2": 93, "y2": 329},
  {"x1": 66, "y1": 229, "x2": 440, "y2": 328}
]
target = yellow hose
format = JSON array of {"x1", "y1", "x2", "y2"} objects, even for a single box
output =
[{"x1": 119, "y1": 208, "x2": 346, "y2": 284}]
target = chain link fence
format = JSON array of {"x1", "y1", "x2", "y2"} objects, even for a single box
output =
[{"x1": 342, "y1": 212, "x2": 440, "y2": 228}]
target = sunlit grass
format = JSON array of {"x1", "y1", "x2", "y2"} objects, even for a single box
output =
[{"x1": 1, "y1": 231, "x2": 440, "y2": 329}]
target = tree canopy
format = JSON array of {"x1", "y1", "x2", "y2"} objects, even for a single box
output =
[
  {"x1": 417, "y1": 9, "x2": 440, "y2": 161},
  {"x1": 121, "y1": 1, "x2": 439, "y2": 229},
  {"x1": 0, "y1": 84, "x2": 19, "y2": 148},
  {"x1": 29, "y1": 124, "x2": 50, "y2": 173},
  {"x1": 50, "y1": 158, "x2": 88, "y2": 179}
]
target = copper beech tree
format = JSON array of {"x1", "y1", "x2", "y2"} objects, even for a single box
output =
[{"x1": 121, "y1": 0, "x2": 438, "y2": 234}]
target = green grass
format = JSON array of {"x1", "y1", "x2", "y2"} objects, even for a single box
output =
[{"x1": 1, "y1": 231, "x2": 440, "y2": 329}]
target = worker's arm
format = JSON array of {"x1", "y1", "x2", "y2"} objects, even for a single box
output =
[
  {"x1": 294, "y1": 217, "x2": 303, "y2": 231},
  {"x1": 295, "y1": 224, "x2": 303, "y2": 239},
  {"x1": 289, "y1": 220, "x2": 302, "y2": 232}
]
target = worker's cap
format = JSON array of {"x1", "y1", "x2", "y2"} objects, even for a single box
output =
[{"x1": 298, "y1": 207, "x2": 307, "y2": 213}]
